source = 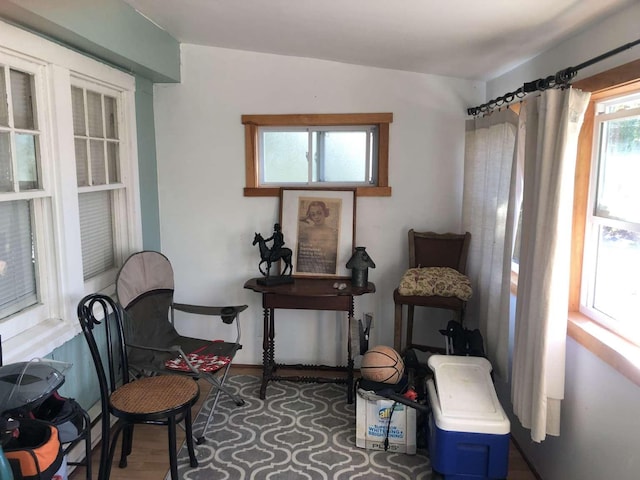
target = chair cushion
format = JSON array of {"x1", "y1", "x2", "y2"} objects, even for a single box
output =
[
  {"x1": 165, "y1": 343, "x2": 232, "y2": 373},
  {"x1": 397, "y1": 267, "x2": 472, "y2": 300}
]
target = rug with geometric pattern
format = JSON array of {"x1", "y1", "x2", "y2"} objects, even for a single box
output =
[{"x1": 170, "y1": 375, "x2": 433, "y2": 479}]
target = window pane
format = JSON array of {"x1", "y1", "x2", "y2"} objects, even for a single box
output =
[
  {"x1": 592, "y1": 226, "x2": 640, "y2": 323},
  {"x1": 596, "y1": 116, "x2": 640, "y2": 223},
  {"x1": 0, "y1": 200, "x2": 37, "y2": 319},
  {"x1": 262, "y1": 131, "x2": 308, "y2": 183},
  {"x1": 90, "y1": 139, "x2": 106, "y2": 185},
  {"x1": 79, "y1": 191, "x2": 114, "y2": 280},
  {"x1": 0, "y1": 68, "x2": 8, "y2": 127},
  {"x1": 10, "y1": 69, "x2": 35, "y2": 130},
  {"x1": 107, "y1": 142, "x2": 119, "y2": 183},
  {"x1": 601, "y1": 93, "x2": 640, "y2": 114},
  {"x1": 259, "y1": 126, "x2": 377, "y2": 186},
  {"x1": 71, "y1": 86, "x2": 85, "y2": 135},
  {"x1": 104, "y1": 96, "x2": 118, "y2": 139},
  {"x1": 319, "y1": 131, "x2": 369, "y2": 182},
  {"x1": 15, "y1": 133, "x2": 38, "y2": 190},
  {"x1": 73, "y1": 87, "x2": 120, "y2": 187},
  {"x1": 0, "y1": 132, "x2": 12, "y2": 192},
  {"x1": 87, "y1": 91, "x2": 103, "y2": 138},
  {"x1": 75, "y1": 139, "x2": 89, "y2": 187}
]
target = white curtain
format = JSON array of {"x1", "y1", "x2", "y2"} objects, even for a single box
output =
[
  {"x1": 511, "y1": 87, "x2": 590, "y2": 442},
  {"x1": 462, "y1": 108, "x2": 519, "y2": 380}
]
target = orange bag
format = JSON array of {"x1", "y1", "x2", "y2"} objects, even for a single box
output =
[{"x1": 4, "y1": 418, "x2": 63, "y2": 480}]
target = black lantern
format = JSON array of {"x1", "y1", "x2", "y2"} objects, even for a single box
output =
[{"x1": 346, "y1": 246, "x2": 376, "y2": 288}]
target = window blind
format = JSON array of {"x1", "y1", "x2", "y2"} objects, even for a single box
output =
[
  {"x1": 79, "y1": 191, "x2": 114, "y2": 280},
  {"x1": 0, "y1": 200, "x2": 37, "y2": 317}
]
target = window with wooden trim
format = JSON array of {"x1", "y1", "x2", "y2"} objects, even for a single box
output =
[
  {"x1": 569, "y1": 60, "x2": 640, "y2": 386},
  {"x1": 242, "y1": 113, "x2": 392, "y2": 197},
  {"x1": 500, "y1": 63, "x2": 640, "y2": 384},
  {"x1": 579, "y1": 88, "x2": 640, "y2": 345}
]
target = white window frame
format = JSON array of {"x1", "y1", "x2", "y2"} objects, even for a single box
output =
[
  {"x1": 0, "y1": 20, "x2": 142, "y2": 363},
  {"x1": 0, "y1": 50, "x2": 57, "y2": 342},
  {"x1": 71, "y1": 75, "x2": 136, "y2": 293},
  {"x1": 580, "y1": 91, "x2": 640, "y2": 346}
]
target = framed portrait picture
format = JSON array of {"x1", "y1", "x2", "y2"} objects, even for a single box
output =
[{"x1": 280, "y1": 188, "x2": 356, "y2": 278}]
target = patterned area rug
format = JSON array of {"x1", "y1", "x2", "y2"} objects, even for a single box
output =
[{"x1": 171, "y1": 375, "x2": 432, "y2": 479}]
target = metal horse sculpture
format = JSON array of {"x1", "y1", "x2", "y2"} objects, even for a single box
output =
[{"x1": 253, "y1": 232, "x2": 293, "y2": 277}]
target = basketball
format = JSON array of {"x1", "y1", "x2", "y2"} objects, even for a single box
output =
[{"x1": 360, "y1": 345, "x2": 404, "y2": 384}]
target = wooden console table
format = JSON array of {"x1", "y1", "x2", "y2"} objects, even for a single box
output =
[{"x1": 244, "y1": 277, "x2": 375, "y2": 403}]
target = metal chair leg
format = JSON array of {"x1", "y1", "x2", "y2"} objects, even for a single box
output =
[{"x1": 195, "y1": 367, "x2": 244, "y2": 444}]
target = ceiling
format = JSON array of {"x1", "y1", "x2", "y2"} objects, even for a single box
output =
[{"x1": 123, "y1": 0, "x2": 635, "y2": 81}]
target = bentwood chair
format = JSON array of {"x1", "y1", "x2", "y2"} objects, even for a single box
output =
[
  {"x1": 77, "y1": 293, "x2": 199, "y2": 480},
  {"x1": 393, "y1": 230, "x2": 472, "y2": 353}
]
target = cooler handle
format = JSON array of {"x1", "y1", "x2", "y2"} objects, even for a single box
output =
[{"x1": 427, "y1": 379, "x2": 443, "y2": 424}]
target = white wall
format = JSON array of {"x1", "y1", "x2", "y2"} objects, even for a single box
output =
[
  {"x1": 488, "y1": 3, "x2": 640, "y2": 479},
  {"x1": 152, "y1": 45, "x2": 483, "y2": 366},
  {"x1": 497, "y1": 338, "x2": 640, "y2": 480},
  {"x1": 488, "y1": 2, "x2": 640, "y2": 99}
]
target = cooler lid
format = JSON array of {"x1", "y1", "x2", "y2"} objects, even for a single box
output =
[{"x1": 427, "y1": 355, "x2": 509, "y2": 435}]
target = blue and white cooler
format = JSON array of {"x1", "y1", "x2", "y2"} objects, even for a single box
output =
[{"x1": 427, "y1": 355, "x2": 510, "y2": 480}]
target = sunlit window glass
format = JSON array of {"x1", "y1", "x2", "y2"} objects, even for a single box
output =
[
  {"x1": 583, "y1": 92, "x2": 640, "y2": 345},
  {"x1": 259, "y1": 126, "x2": 376, "y2": 186}
]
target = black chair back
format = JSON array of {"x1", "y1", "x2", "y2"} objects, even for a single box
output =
[
  {"x1": 77, "y1": 293, "x2": 200, "y2": 479},
  {"x1": 77, "y1": 294, "x2": 128, "y2": 447}
]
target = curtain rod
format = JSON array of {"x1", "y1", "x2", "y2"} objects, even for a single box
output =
[{"x1": 467, "y1": 38, "x2": 640, "y2": 117}]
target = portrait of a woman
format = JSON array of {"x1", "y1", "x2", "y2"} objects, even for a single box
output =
[{"x1": 296, "y1": 199, "x2": 341, "y2": 274}]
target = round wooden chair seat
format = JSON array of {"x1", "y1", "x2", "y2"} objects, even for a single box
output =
[{"x1": 110, "y1": 375, "x2": 199, "y2": 418}]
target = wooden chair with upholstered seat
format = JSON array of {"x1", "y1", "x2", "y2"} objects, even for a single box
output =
[
  {"x1": 77, "y1": 293, "x2": 199, "y2": 480},
  {"x1": 393, "y1": 230, "x2": 472, "y2": 353}
]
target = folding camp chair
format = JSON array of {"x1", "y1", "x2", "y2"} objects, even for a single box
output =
[{"x1": 115, "y1": 251, "x2": 246, "y2": 443}]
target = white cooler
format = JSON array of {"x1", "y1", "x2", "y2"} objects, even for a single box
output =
[{"x1": 427, "y1": 355, "x2": 510, "y2": 480}]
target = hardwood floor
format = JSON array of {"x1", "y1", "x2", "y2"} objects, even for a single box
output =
[
  {"x1": 69, "y1": 366, "x2": 538, "y2": 480},
  {"x1": 508, "y1": 444, "x2": 538, "y2": 480}
]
